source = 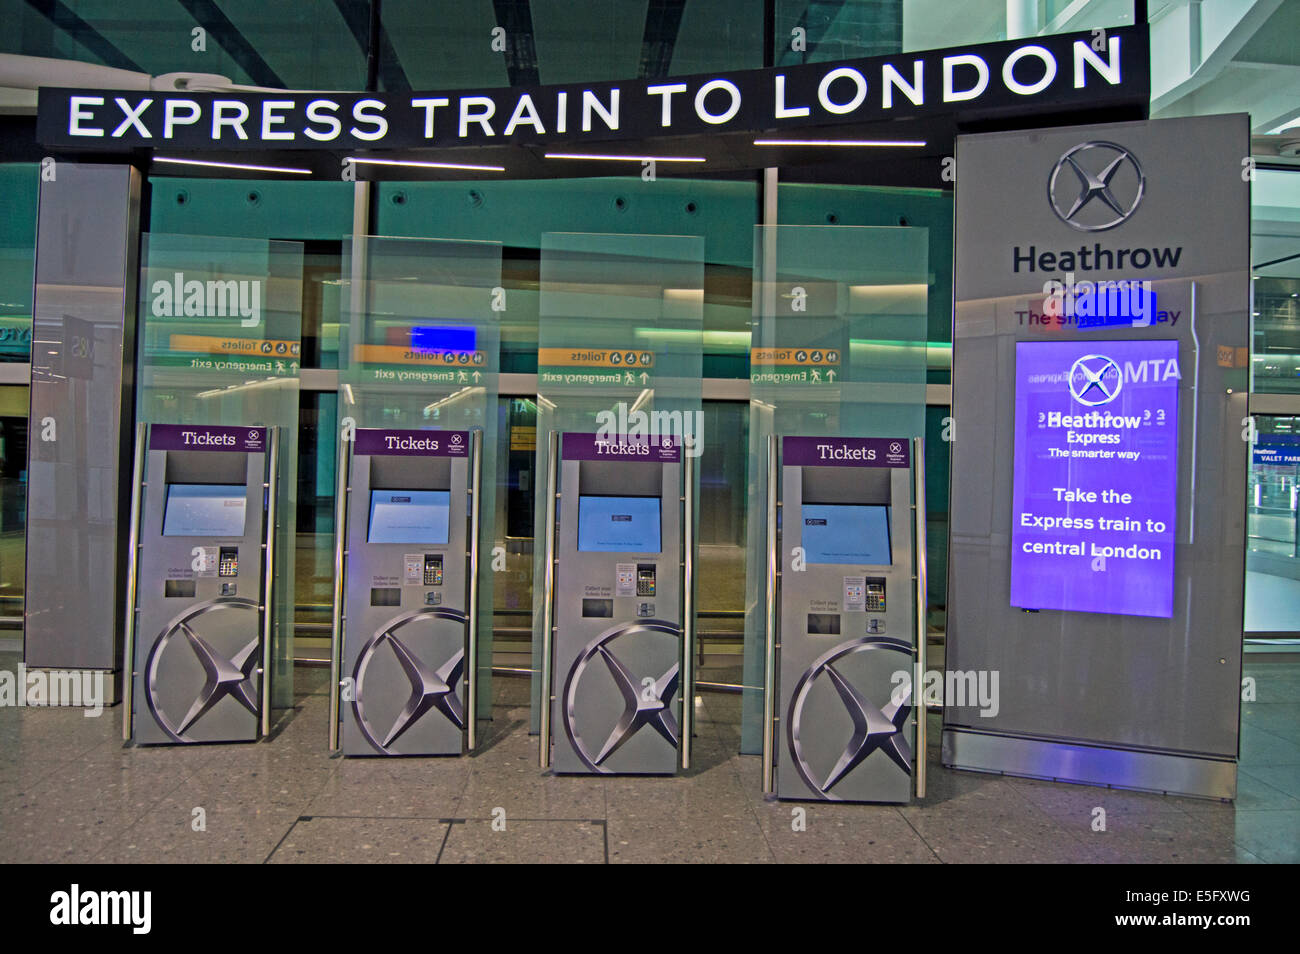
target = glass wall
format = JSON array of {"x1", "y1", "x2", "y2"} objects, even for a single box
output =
[
  {"x1": 1252, "y1": 169, "x2": 1300, "y2": 393},
  {"x1": 1246, "y1": 415, "x2": 1300, "y2": 635}
]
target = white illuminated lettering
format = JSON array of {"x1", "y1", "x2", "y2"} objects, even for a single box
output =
[
  {"x1": 647, "y1": 83, "x2": 688, "y2": 126},
  {"x1": 943, "y1": 54, "x2": 989, "y2": 102},
  {"x1": 410, "y1": 97, "x2": 448, "y2": 139},
  {"x1": 350, "y1": 99, "x2": 388, "y2": 140},
  {"x1": 773, "y1": 75, "x2": 810, "y2": 118},
  {"x1": 68, "y1": 96, "x2": 105, "y2": 137},
  {"x1": 503, "y1": 93, "x2": 546, "y2": 135},
  {"x1": 582, "y1": 89, "x2": 620, "y2": 132},
  {"x1": 694, "y1": 79, "x2": 740, "y2": 124},
  {"x1": 459, "y1": 96, "x2": 496, "y2": 137},
  {"x1": 211, "y1": 100, "x2": 250, "y2": 140},
  {"x1": 817, "y1": 67, "x2": 867, "y2": 115},
  {"x1": 1073, "y1": 36, "x2": 1121, "y2": 87},
  {"x1": 260, "y1": 100, "x2": 295, "y2": 141},
  {"x1": 304, "y1": 99, "x2": 342, "y2": 141},
  {"x1": 112, "y1": 97, "x2": 152, "y2": 138},
  {"x1": 882, "y1": 62, "x2": 923, "y2": 107},
  {"x1": 1002, "y1": 45, "x2": 1056, "y2": 95},
  {"x1": 163, "y1": 99, "x2": 201, "y2": 138}
]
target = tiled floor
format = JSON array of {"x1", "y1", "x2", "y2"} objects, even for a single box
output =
[{"x1": 1, "y1": 654, "x2": 1297, "y2": 863}]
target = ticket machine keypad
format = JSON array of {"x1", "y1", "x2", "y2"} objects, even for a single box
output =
[
  {"x1": 865, "y1": 578, "x2": 886, "y2": 611},
  {"x1": 424, "y1": 554, "x2": 443, "y2": 586},
  {"x1": 218, "y1": 547, "x2": 239, "y2": 578},
  {"x1": 636, "y1": 564, "x2": 656, "y2": 596}
]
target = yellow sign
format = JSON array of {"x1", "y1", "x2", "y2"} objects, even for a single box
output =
[
  {"x1": 750, "y1": 347, "x2": 840, "y2": 366},
  {"x1": 169, "y1": 334, "x2": 300, "y2": 357},
  {"x1": 510, "y1": 425, "x2": 536, "y2": 451},
  {"x1": 538, "y1": 347, "x2": 655, "y2": 369},
  {"x1": 352, "y1": 344, "x2": 486, "y2": 367}
]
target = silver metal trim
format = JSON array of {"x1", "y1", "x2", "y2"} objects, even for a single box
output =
[
  {"x1": 466, "y1": 426, "x2": 484, "y2": 751},
  {"x1": 120, "y1": 421, "x2": 148, "y2": 742},
  {"x1": 761, "y1": 434, "x2": 778, "y2": 794},
  {"x1": 327, "y1": 433, "x2": 352, "y2": 752},
  {"x1": 681, "y1": 448, "x2": 695, "y2": 770},
  {"x1": 912, "y1": 435, "x2": 928, "y2": 799},
  {"x1": 538, "y1": 429, "x2": 559, "y2": 769},
  {"x1": 942, "y1": 727, "x2": 1237, "y2": 800},
  {"x1": 260, "y1": 425, "x2": 280, "y2": 738}
]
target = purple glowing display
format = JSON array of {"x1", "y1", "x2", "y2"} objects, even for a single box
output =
[{"x1": 1010, "y1": 339, "x2": 1180, "y2": 618}]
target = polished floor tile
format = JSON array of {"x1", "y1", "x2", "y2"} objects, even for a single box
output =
[
  {"x1": 0, "y1": 661, "x2": 1296, "y2": 863},
  {"x1": 267, "y1": 817, "x2": 453, "y2": 863}
]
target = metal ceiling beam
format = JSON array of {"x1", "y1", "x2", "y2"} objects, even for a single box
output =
[
  {"x1": 22, "y1": 0, "x2": 144, "y2": 73},
  {"x1": 639, "y1": 0, "x2": 687, "y2": 79},
  {"x1": 333, "y1": 0, "x2": 410, "y2": 92},
  {"x1": 176, "y1": 0, "x2": 287, "y2": 89},
  {"x1": 491, "y1": 0, "x2": 539, "y2": 86}
]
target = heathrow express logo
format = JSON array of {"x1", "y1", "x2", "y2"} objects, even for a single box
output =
[
  {"x1": 562, "y1": 621, "x2": 680, "y2": 773},
  {"x1": 1048, "y1": 141, "x2": 1145, "y2": 232},
  {"x1": 144, "y1": 598, "x2": 260, "y2": 742},
  {"x1": 787, "y1": 636, "x2": 913, "y2": 799},
  {"x1": 1067, "y1": 353, "x2": 1124, "y2": 406},
  {"x1": 352, "y1": 607, "x2": 467, "y2": 753}
]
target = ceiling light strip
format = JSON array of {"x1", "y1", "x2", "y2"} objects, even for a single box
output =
[
  {"x1": 345, "y1": 157, "x2": 506, "y2": 172},
  {"x1": 154, "y1": 157, "x2": 312, "y2": 174},
  {"x1": 544, "y1": 153, "x2": 706, "y2": 163},
  {"x1": 753, "y1": 139, "x2": 927, "y2": 147}
]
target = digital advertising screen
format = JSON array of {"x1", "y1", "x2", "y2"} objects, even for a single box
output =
[
  {"x1": 577, "y1": 495, "x2": 662, "y2": 553},
  {"x1": 1010, "y1": 339, "x2": 1180, "y2": 618},
  {"x1": 162, "y1": 484, "x2": 248, "y2": 537},
  {"x1": 367, "y1": 490, "x2": 451, "y2": 544},
  {"x1": 801, "y1": 504, "x2": 892, "y2": 565}
]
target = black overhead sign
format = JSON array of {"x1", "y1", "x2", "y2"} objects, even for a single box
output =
[{"x1": 37, "y1": 25, "x2": 1148, "y2": 152}]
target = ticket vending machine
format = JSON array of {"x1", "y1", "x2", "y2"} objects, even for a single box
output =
[
  {"x1": 122, "y1": 423, "x2": 277, "y2": 745},
  {"x1": 539, "y1": 432, "x2": 695, "y2": 775},
  {"x1": 331, "y1": 428, "x2": 482, "y2": 756},
  {"x1": 763, "y1": 435, "x2": 926, "y2": 803}
]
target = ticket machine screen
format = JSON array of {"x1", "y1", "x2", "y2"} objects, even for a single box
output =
[
  {"x1": 367, "y1": 490, "x2": 451, "y2": 544},
  {"x1": 577, "y1": 495, "x2": 661, "y2": 553},
  {"x1": 162, "y1": 484, "x2": 248, "y2": 537},
  {"x1": 801, "y1": 504, "x2": 891, "y2": 565}
]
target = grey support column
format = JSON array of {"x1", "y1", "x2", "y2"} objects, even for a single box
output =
[{"x1": 24, "y1": 162, "x2": 143, "y2": 701}]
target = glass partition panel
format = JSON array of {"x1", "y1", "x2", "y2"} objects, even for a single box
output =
[
  {"x1": 341, "y1": 235, "x2": 502, "y2": 718},
  {"x1": 1251, "y1": 169, "x2": 1300, "y2": 394},
  {"x1": 0, "y1": 385, "x2": 29, "y2": 624},
  {"x1": 531, "y1": 232, "x2": 704, "y2": 728},
  {"x1": 137, "y1": 233, "x2": 304, "y2": 707},
  {"x1": 741, "y1": 224, "x2": 929, "y2": 752},
  {"x1": 1246, "y1": 415, "x2": 1300, "y2": 635},
  {"x1": 0, "y1": 164, "x2": 37, "y2": 364}
]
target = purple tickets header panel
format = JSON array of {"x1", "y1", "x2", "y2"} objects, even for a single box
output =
[
  {"x1": 1010, "y1": 339, "x2": 1180, "y2": 618},
  {"x1": 782, "y1": 436, "x2": 910, "y2": 468},
  {"x1": 354, "y1": 428, "x2": 469, "y2": 457},
  {"x1": 151, "y1": 423, "x2": 266, "y2": 452},
  {"x1": 562, "y1": 432, "x2": 680, "y2": 463}
]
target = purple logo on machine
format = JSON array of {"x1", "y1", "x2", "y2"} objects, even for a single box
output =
[
  {"x1": 782, "y1": 436, "x2": 909, "y2": 468},
  {"x1": 354, "y1": 428, "x2": 470, "y2": 457},
  {"x1": 563, "y1": 432, "x2": 681, "y2": 463},
  {"x1": 150, "y1": 423, "x2": 266, "y2": 452}
]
